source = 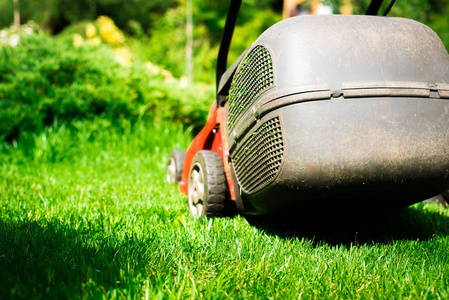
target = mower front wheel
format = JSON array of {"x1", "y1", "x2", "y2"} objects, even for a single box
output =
[
  {"x1": 188, "y1": 150, "x2": 227, "y2": 217},
  {"x1": 166, "y1": 150, "x2": 186, "y2": 184}
]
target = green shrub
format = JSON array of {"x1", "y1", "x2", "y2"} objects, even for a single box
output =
[{"x1": 0, "y1": 32, "x2": 213, "y2": 142}]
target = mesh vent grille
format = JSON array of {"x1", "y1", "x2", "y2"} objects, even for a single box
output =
[
  {"x1": 233, "y1": 117, "x2": 284, "y2": 194},
  {"x1": 228, "y1": 45, "x2": 274, "y2": 130}
]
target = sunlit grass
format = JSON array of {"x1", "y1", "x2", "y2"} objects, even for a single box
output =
[{"x1": 1, "y1": 119, "x2": 449, "y2": 299}]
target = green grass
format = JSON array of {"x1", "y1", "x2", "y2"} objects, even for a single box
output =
[{"x1": 1, "y1": 119, "x2": 449, "y2": 299}]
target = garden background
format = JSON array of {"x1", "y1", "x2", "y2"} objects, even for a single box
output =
[{"x1": 1, "y1": 0, "x2": 449, "y2": 298}]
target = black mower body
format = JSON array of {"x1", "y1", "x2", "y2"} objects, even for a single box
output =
[{"x1": 221, "y1": 15, "x2": 449, "y2": 214}]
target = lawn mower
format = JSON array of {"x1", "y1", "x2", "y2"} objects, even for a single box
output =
[{"x1": 166, "y1": 0, "x2": 449, "y2": 217}]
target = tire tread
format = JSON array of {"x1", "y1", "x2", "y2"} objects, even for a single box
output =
[{"x1": 193, "y1": 150, "x2": 227, "y2": 217}]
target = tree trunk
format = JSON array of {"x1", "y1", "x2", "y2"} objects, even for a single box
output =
[
  {"x1": 13, "y1": 0, "x2": 20, "y2": 33},
  {"x1": 186, "y1": 0, "x2": 193, "y2": 85}
]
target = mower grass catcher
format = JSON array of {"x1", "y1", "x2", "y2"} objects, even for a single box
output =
[{"x1": 166, "y1": 1, "x2": 449, "y2": 217}]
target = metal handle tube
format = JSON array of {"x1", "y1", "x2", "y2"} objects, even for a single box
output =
[
  {"x1": 216, "y1": 0, "x2": 242, "y2": 102},
  {"x1": 365, "y1": 0, "x2": 384, "y2": 15}
]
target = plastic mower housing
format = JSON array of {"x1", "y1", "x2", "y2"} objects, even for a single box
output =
[{"x1": 168, "y1": 14, "x2": 449, "y2": 216}]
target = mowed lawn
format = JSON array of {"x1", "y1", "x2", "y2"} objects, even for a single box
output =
[{"x1": 1, "y1": 119, "x2": 448, "y2": 299}]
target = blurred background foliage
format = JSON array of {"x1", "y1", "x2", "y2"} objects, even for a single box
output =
[
  {"x1": 1, "y1": 0, "x2": 449, "y2": 142},
  {"x1": 3, "y1": 0, "x2": 446, "y2": 83}
]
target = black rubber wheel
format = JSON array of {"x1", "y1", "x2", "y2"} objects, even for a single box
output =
[
  {"x1": 166, "y1": 150, "x2": 186, "y2": 183},
  {"x1": 188, "y1": 150, "x2": 227, "y2": 217}
]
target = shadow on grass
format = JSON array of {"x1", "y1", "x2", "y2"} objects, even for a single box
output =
[
  {"x1": 0, "y1": 218, "x2": 146, "y2": 299},
  {"x1": 244, "y1": 202, "x2": 449, "y2": 246}
]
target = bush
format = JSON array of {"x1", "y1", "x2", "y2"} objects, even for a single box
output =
[{"x1": 0, "y1": 32, "x2": 213, "y2": 142}]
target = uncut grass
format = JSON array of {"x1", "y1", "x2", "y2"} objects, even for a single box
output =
[{"x1": 1, "y1": 119, "x2": 449, "y2": 299}]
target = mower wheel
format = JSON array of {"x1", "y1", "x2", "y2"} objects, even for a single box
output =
[
  {"x1": 188, "y1": 150, "x2": 227, "y2": 217},
  {"x1": 166, "y1": 150, "x2": 186, "y2": 184}
]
